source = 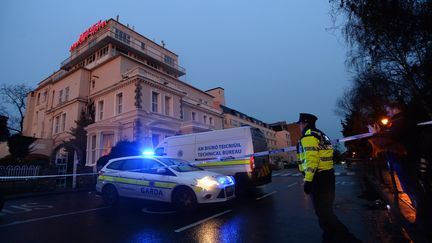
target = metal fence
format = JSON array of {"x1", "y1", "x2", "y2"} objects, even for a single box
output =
[{"x1": 0, "y1": 165, "x2": 41, "y2": 181}]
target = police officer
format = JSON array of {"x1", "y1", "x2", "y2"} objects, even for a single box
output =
[{"x1": 297, "y1": 113, "x2": 360, "y2": 243}]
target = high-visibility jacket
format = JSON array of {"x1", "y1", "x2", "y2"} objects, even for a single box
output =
[{"x1": 299, "y1": 128, "x2": 334, "y2": 182}]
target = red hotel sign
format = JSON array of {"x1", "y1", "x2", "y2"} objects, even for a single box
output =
[{"x1": 70, "y1": 20, "x2": 108, "y2": 52}]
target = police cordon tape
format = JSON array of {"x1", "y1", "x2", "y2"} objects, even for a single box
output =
[
  {"x1": 0, "y1": 132, "x2": 375, "y2": 180},
  {"x1": 417, "y1": 120, "x2": 432, "y2": 126},
  {"x1": 191, "y1": 132, "x2": 375, "y2": 164},
  {"x1": 0, "y1": 172, "x2": 98, "y2": 180}
]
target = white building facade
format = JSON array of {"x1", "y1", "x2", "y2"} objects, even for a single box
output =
[{"x1": 23, "y1": 19, "x2": 223, "y2": 166}]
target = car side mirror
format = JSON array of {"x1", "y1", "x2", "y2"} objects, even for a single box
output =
[{"x1": 156, "y1": 168, "x2": 167, "y2": 174}]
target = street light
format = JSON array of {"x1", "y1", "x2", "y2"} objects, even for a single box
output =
[
  {"x1": 380, "y1": 117, "x2": 390, "y2": 127},
  {"x1": 380, "y1": 117, "x2": 389, "y2": 126}
]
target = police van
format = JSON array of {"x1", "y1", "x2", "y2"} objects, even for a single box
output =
[
  {"x1": 96, "y1": 155, "x2": 235, "y2": 211},
  {"x1": 155, "y1": 126, "x2": 272, "y2": 190}
]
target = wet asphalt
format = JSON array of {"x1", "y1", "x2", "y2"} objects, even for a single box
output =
[{"x1": 0, "y1": 165, "x2": 404, "y2": 243}]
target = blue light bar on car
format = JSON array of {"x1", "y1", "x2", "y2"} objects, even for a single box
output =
[{"x1": 142, "y1": 150, "x2": 155, "y2": 156}]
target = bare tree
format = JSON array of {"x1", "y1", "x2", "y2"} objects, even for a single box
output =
[
  {"x1": 0, "y1": 83, "x2": 32, "y2": 133},
  {"x1": 331, "y1": 0, "x2": 432, "y2": 118}
]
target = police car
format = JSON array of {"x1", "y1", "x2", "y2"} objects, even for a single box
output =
[{"x1": 96, "y1": 155, "x2": 235, "y2": 211}]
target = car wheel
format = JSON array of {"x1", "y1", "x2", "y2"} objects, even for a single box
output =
[
  {"x1": 173, "y1": 187, "x2": 197, "y2": 212},
  {"x1": 102, "y1": 185, "x2": 118, "y2": 205}
]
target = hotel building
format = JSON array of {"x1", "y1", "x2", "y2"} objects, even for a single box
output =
[{"x1": 22, "y1": 18, "x2": 223, "y2": 166}]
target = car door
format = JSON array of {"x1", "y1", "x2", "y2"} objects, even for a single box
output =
[
  {"x1": 117, "y1": 158, "x2": 144, "y2": 198},
  {"x1": 136, "y1": 158, "x2": 176, "y2": 202}
]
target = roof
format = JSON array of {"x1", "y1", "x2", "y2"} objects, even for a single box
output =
[{"x1": 220, "y1": 105, "x2": 270, "y2": 128}]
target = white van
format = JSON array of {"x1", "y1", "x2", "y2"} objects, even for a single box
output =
[{"x1": 155, "y1": 126, "x2": 272, "y2": 189}]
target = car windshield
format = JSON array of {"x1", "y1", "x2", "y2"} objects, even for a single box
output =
[{"x1": 158, "y1": 158, "x2": 203, "y2": 172}]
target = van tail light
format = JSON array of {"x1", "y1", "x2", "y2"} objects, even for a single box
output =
[{"x1": 250, "y1": 156, "x2": 255, "y2": 171}]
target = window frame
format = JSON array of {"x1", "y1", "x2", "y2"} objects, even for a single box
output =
[
  {"x1": 164, "y1": 95, "x2": 171, "y2": 116},
  {"x1": 151, "y1": 91, "x2": 159, "y2": 113},
  {"x1": 58, "y1": 89, "x2": 63, "y2": 104},
  {"x1": 98, "y1": 100, "x2": 104, "y2": 121},
  {"x1": 116, "y1": 92, "x2": 123, "y2": 115},
  {"x1": 61, "y1": 113, "x2": 66, "y2": 132},
  {"x1": 65, "y1": 87, "x2": 69, "y2": 102},
  {"x1": 54, "y1": 116, "x2": 60, "y2": 134}
]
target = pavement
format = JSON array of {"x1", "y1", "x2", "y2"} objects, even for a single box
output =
[{"x1": 360, "y1": 160, "x2": 432, "y2": 243}]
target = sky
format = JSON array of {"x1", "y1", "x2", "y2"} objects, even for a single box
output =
[{"x1": 0, "y1": 0, "x2": 351, "y2": 139}]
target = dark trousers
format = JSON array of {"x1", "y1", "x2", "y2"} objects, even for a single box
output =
[{"x1": 311, "y1": 169, "x2": 358, "y2": 243}]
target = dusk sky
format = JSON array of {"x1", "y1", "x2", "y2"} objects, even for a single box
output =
[{"x1": 0, "y1": 0, "x2": 351, "y2": 139}]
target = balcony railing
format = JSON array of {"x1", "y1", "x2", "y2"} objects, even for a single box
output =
[
  {"x1": 181, "y1": 120, "x2": 215, "y2": 130},
  {"x1": 61, "y1": 28, "x2": 186, "y2": 75}
]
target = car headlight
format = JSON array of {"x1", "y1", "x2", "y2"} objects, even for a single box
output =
[{"x1": 196, "y1": 176, "x2": 219, "y2": 190}]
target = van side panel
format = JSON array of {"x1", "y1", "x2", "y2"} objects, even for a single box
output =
[
  {"x1": 163, "y1": 136, "x2": 196, "y2": 162},
  {"x1": 156, "y1": 127, "x2": 272, "y2": 188},
  {"x1": 193, "y1": 127, "x2": 253, "y2": 176}
]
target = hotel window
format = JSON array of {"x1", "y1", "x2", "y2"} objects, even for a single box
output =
[
  {"x1": 152, "y1": 92, "x2": 159, "y2": 112},
  {"x1": 87, "y1": 54, "x2": 95, "y2": 64},
  {"x1": 164, "y1": 96, "x2": 171, "y2": 116},
  {"x1": 61, "y1": 113, "x2": 66, "y2": 132},
  {"x1": 152, "y1": 134, "x2": 160, "y2": 148},
  {"x1": 203, "y1": 115, "x2": 207, "y2": 124},
  {"x1": 102, "y1": 134, "x2": 114, "y2": 156},
  {"x1": 98, "y1": 100, "x2": 104, "y2": 121},
  {"x1": 147, "y1": 61, "x2": 159, "y2": 70},
  {"x1": 116, "y1": 93, "x2": 123, "y2": 114},
  {"x1": 230, "y1": 119, "x2": 239, "y2": 127},
  {"x1": 54, "y1": 116, "x2": 60, "y2": 134},
  {"x1": 43, "y1": 90, "x2": 48, "y2": 102},
  {"x1": 114, "y1": 28, "x2": 130, "y2": 44},
  {"x1": 98, "y1": 45, "x2": 108, "y2": 58},
  {"x1": 91, "y1": 135, "x2": 97, "y2": 164},
  {"x1": 141, "y1": 42, "x2": 145, "y2": 50},
  {"x1": 37, "y1": 93, "x2": 41, "y2": 105},
  {"x1": 192, "y1": 112, "x2": 196, "y2": 121},
  {"x1": 51, "y1": 91, "x2": 55, "y2": 108},
  {"x1": 58, "y1": 90, "x2": 63, "y2": 104},
  {"x1": 65, "y1": 87, "x2": 69, "y2": 102},
  {"x1": 164, "y1": 55, "x2": 174, "y2": 66},
  {"x1": 209, "y1": 117, "x2": 213, "y2": 125}
]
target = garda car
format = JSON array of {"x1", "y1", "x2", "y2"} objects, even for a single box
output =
[{"x1": 96, "y1": 155, "x2": 235, "y2": 211}]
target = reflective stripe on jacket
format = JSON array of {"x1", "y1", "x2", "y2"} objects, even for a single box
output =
[
  {"x1": 300, "y1": 128, "x2": 334, "y2": 182},
  {"x1": 296, "y1": 141, "x2": 306, "y2": 172}
]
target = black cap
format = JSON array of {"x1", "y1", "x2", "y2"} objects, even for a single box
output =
[{"x1": 297, "y1": 113, "x2": 318, "y2": 124}]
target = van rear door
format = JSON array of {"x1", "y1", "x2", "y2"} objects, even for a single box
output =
[
  {"x1": 250, "y1": 127, "x2": 269, "y2": 167},
  {"x1": 250, "y1": 128, "x2": 272, "y2": 184}
]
